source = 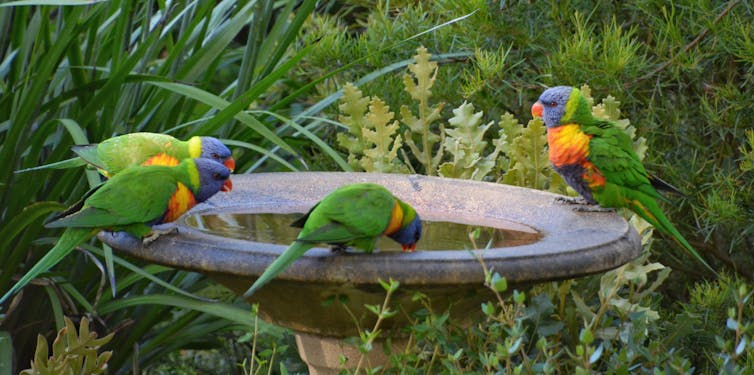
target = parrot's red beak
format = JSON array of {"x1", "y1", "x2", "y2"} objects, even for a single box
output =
[
  {"x1": 222, "y1": 178, "x2": 233, "y2": 192},
  {"x1": 224, "y1": 157, "x2": 236, "y2": 172},
  {"x1": 401, "y1": 243, "x2": 417, "y2": 253},
  {"x1": 531, "y1": 101, "x2": 544, "y2": 118}
]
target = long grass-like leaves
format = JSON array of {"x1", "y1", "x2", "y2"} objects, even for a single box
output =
[
  {"x1": 98, "y1": 294, "x2": 256, "y2": 327},
  {"x1": 0, "y1": 0, "x2": 318, "y2": 371},
  {"x1": 147, "y1": 81, "x2": 298, "y2": 156}
]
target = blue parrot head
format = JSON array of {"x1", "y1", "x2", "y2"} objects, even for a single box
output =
[
  {"x1": 199, "y1": 137, "x2": 235, "y2": 171},
  {"x1": 531, "y1": 86, "x2": 574, "y2": 128},
  {"x1": 388, "y1": 215, "x2": 422, "y2": 252},
  {"x1": 193, "y1": 158, "x2": 232, "y2": 202}
]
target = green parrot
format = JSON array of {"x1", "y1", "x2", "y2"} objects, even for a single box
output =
[
  {"x1": 20, "y1": 132, "x2": 235, "y2": 176},
  {"x1": 0, "y1": 158, "x2": 232, "y2": 304},
  {"x1": 243, "y1": 183, "x2": 422, "y2": 297},
  {"x1": 531, "y1": 85, "x2": 716, "y2": 274}
]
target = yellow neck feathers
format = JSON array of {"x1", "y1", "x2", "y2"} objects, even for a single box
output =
[
  {"x1": 188, "y1": 136, "x2": 202, "y2": 158},
  {"x1": 383, "y1": 201, "x2": 404, "y2": 236}
]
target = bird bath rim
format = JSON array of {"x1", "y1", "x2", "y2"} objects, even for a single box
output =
[{"x1": 99, "y1": 172, "x2": 641, "y2": 286}]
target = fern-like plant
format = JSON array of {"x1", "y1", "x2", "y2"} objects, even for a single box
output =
[
  {"x1": 336, "y1": 83, "x2": 409, "y2": 173},
  {"x1": 401, "y1": 47, "x2": 446, "y2": 175},
  {"x1": 496, "y1": 113, "x2": 560, "y2": 191},
  {"x1": 439, "y1": 101, "x2": 502, "y2": 181}
]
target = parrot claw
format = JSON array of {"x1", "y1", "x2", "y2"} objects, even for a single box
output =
[
  {"x1": 330, "y1": 245, "x2": 347, "y2": 253},
  {"x1": 555, "y1": 196, "x2": 591, "y2": 205},
  {"x1": 142, "y1": 224, "x2": 179, "y2": 245},
  {"x1": 571, "y1": 205, "x2": 615, "y2": 213}
]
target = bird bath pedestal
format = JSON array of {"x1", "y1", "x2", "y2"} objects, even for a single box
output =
[{"x1": 101, "y1": 172, "x2": 641, "y2": 374}]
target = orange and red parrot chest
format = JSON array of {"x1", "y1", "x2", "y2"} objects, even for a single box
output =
[
  {"x1": 163, "y1": 183, "x2": 198, "y2": 223},
  {"x1": 141, "y1": 153, "x2": 198, "y2": 223},
  {"x1": 547, "y1": 124, "x2": 606, "y2": 189}
]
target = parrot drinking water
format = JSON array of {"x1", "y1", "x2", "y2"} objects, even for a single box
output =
[{"x1": 243, "y1": 183, "x2": 422, "y2": 297}]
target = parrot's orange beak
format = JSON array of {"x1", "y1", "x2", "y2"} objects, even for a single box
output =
[
  {"x1": 531, "y1": 101, "x2": 543, "y2": 118},
  {"x1": 401, "y1": 243, "x2": 417, "y2": 253},
  {"x1": 224, "y1": 157, "x2": 236, "y2": 172},
  {"x1": 222, "y1": 178, "x2": 233, "y2": 192}
]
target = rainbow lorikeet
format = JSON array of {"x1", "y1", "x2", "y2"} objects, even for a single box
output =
[
  {"x1": 21, "y1": 132, "x2": 235, "y2": 176},
  {"x1": 0, "y1": 158, "x2": 232, "y2": 304},
  {"x1": 531, "y1": 85, "x2": 715, "y2": 273},
  {"x1": 243, "y1": 183, "x2": 422, "y2": 297}
]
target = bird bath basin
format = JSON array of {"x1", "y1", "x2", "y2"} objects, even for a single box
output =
[{"x1": 101, "y1": 172, "x2": 641, "y2": 373}]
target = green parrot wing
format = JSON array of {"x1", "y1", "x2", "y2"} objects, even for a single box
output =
[
  {"x1": 297, "y1": 221, "x2": 373, "y2": 245},
  {"x1": 584, "y1": 122, "x2": 666, "y2": 202},
  {"x1": 298, "y1": 184, "x2": 396, "y2": 243},
  {"x1": 83, "y1": 133, "x2": 187, "y2": 175},
  {"x1": 47, "y1": 166, "x2": 181, "y2": 229}
]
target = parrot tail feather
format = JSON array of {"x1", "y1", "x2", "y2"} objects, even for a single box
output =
[
  {"x1": 243, "y1": 241, "x2": 313, "y2": 297},
  {"x1": 631, "y1": 199, "x2": 718, "y2": 276}
]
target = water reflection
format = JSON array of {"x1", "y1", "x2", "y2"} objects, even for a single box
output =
[{"x1": 186, "y1": 213, "x2": 541, "y2": 251}]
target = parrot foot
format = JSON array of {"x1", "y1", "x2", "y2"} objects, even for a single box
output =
[
  {"x1": 142, "y1": 224, "x2": 179, "y2": 245},
  {"x1": 571, "y1": 205, "x2": 615, "y2": 213},
  {"x1": 555, "y1": 196, "x2": 591, "y2": 205},
  {"x1": 331, "y1": 245, "x2": 348, "y2": 253}
]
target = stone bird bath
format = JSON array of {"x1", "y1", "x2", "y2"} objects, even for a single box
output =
[{"x1": 101, "y1": 172, "x2": 641, "y2": 374}]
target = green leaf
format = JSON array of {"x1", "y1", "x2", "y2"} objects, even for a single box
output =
[
  {"x1": 579, "y1": 327, "x2": 594, "y2": 345},
  {"x1": 0, "y1": 332, "x2": 13, "y2": 375},
  {"x1": 147, "y1": 81, "x2": 298, "y2": 157},
  {"x1": 481, "y1": 302, "x2": 496, "y2": 316},
  {"x1": 0, "y1": 0, "x2": 106, "y2": 7},
  {"x1": 490, "y1": 272, "x2": 508, "y2": 293},
  {"x1": 97, "y1": 294, "x2": 257, "y2": 327}
]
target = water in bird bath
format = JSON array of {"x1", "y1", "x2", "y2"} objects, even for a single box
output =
[{"x1": 185, "y1": 213, "x2": 542, "y2": 252}]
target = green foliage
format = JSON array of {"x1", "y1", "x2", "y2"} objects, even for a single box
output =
[
  {"x1": 496, "y1": 114, "x2": 561, "y2": 191},
  {"x1": 318, "y1": 3, "x2": 754, "y2": 373},
  {"x1": 551, "y1": 14, "x2": 647, "y2": 92},
  {"x1": 345, "y1": 252, "x2": 754, "y2": 373},
  {"x1": 304, "y1": 0, "x2": 754, "y2": 274},
  {"x1": 439, "y1": 102, "x2": 501, "y2": 180},
  {"x1": 336, "y1": 83, "x2": 408, "y2": 173},
  {"x1": 4, "y1": 0, "x2": 754, "y2": 373},
  {"x1": 400, "y1": 47, "x2": 446, "y2": 176},
  {"x1": 20, "y1": 316, "x2": 113, "y2": 375},
  {"x1": 0, "y1": 0, "x2": 318, "y2": 372},
  {"x1": 336, "y1": 47, "x2": 567, "y2": 189},
  {"x1": 740, "y1": 130, "x2": 754, "y2": 172}
]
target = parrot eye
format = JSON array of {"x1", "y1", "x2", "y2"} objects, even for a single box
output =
[
  {"x1": 547, "y1": 101, "x2": 558, "y2": 107},
  {"x1": 212, "y1": 172, "x2": 221, "y2": 180},
  {"x1": 211, "y1": 153, "x2": 220, "y2": 159}
]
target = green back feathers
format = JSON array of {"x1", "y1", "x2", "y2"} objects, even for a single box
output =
[
  {"x1": 244, "y1": 182, "x2": 422, "y2": 296},
  {"x1": 73, "y1": 133, "x2": 190, "y2": 176},
  {"x1": 46, "y1": 160, "x2": 196, "y2": 232},
  {"x1": 297, "y1": 183, "x2": 396, "y2": 244}
]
